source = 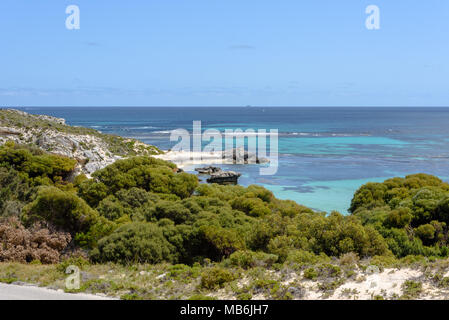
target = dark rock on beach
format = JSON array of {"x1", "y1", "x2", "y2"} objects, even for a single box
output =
[
  {"x1": 206, "y1": 171, "x2": 242, "y2": 184},
  {"x1": 195, "y1": 166, "x2": 222, "y2": 174},
  {"x1": 195, "y1": 166, "x2": 241, "y2": 184},
  {"x1": 206, "y1": 170, "x2": 241, "y2": 184}
]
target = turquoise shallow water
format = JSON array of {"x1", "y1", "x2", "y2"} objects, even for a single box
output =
[
  {"x1": 278, "y1": 136, "x2": 408, "y2": 155},
  {"x1": 18, "y1": 107, "x2": 449, "y2": 214},
  {"x1": 261, "y1": 177, "x2": 392, "y2": 213}
]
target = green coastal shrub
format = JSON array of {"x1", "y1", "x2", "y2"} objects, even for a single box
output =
[
  {"x1": 200, "y1": 267, "x2": 236, "y2": 289},
  {"x1": 231, "y1": 196, "x2": 271, "y2": 217},
  {"x1": 168, "y1": 264, "x2": 201, "y2": 280},
  {"x1": 272, "y1": 199, "x2": 314, "y2": 217},
  {"x1": 245, "y1": 185, "x2": 274, "y2": 202},
  {"x1": 198, "y1": 225, "x2": 245, "y2": 260},
  {"x1": 22, "y1": 186, "x2": 98, "y2": 234},
  {"x1": 368, "y1": 255, "x2": 398, "y2": 268},
  {"x1": 351, "y1": 174, "x2": 449, "y2": 257},
  {"x1": 228, "y1": 250, "x2": 278, "y2": 269},
  {"x1": 267, "y1": 235, "x2": 296, "y2": 263},
  {"x1": 148, "y1": 200, "x2": 192, "y2": 224},
  {"x1": 80, "y1": 157, "x2": 197, "y2": 198},
  {"x1": 195, "y1": 184, "x2": 248, "y2": 201},
  {"x1": 286, "y1": 250, "x2": 322, "y2": 266},
  {"x1": 74, "y1": 216, "x2": 117, "y2": 248},
  {"x1": 383, "y1": 208, "x2": 413, "y2": 228},
  {"x1": 317, "y1": 264, "x2": 342, "y2": 278},
  {"x1": 303, "y1": 268, "x2": 318, "y2": 280},
  {"x1": 91, "y1": 222, "x2": 177, "y2": 264},
  {"x1": 96, "y1": 196, "x2": 125, "y2": 221},
  {"x1": 116, "y1": 187, "x2": 160, "y2": 208},
  {"x1": 0, "y1": 144, "x2": 78, "y2": 219},
  {"x1": 338, "y1": 252, "x2": 360, "y2": 266},
  {"x1": 415, "y1": 224, "x2": 436, "y2": 244},
  {"x1": 0, "y1": 143, "x2": 76, "y2": 182},
  {"x1": 401, "y1": 280, "x2": 423, "y2": 299},
  {"x1": 296, "y1": 211, "x2": 390, "y2": 257},
  {"x1": 0, "y1": 167, "x2": 32, "y2": 217},
  {"x1": 77, "y1": 157, "x2": 198, "y2": 210}
]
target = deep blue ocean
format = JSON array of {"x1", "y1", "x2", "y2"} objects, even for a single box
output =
[{"x1": 18, "y1": 107, "x2": 449, "y2": 214}]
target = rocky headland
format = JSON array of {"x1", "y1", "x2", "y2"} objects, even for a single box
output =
[{"x1": 0, "y1": 109, "x2": 163, "y2": 176}]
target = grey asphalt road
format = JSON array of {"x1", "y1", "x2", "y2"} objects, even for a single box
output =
[{"x1": 0, "y1": 283, "x2": 114, "y2": 300}]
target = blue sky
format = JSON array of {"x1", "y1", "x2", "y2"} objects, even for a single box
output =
[{"x1": 0, "y1": 0, "x2": 448, "y2": 106}]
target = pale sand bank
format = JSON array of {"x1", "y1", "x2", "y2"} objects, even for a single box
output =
[{"x1": 154, "y1": 150, "x2": 253, "y2": 168}]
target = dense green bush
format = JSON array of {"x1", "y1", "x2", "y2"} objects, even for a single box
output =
[
  {"x1": 91, "y1": 222, "x2": 177, "y2": 264},
  {"x1": 74, "y1": 216, "x2": 117, "y2": 249},
  {"x1": 303, "y1": 267, "x2": 318, "y2": 280},
  {"x1": 351, "y1": 174, "x2": 449, "y2": 257},
  {"x1": 198, "y1": 225, "x2": 245, "y2": 260},
  {"x1": 0, "y1": 142, "x2": 76, "y2": 183},
  {"x1": 149, "y1": 200, "x2": 192, "y2": 224},
  {"x1": 228, "y1": 250, "x2": 278, "y2": 269},
  {"x1": 96, "y1": 196, "x2": 126, "y2": 221},
  {"x1": 0, "y1": 167, "x2": 32, "y2": 217},
  {"x1": 0, "y1": 144, "x2": 77, "y2": 219},
  {"x1": 116, "y1": 187, "x2": 160, "y2": 209},
  {"x1": 78, "y1": 157, "x2": 197, "y2": 206},
  {"x1": 22, "y1": 186, "x2": 98, "y2": 234},
  {"x1": 267, "y1": 235, "x2": 296, "y2": 262},
  {"x1": 272, "y1": 199, "x2": 314, "y2": 217},
  {"x1": 285, "y1": 250, "x2": 323, "y2": 265},
  {"x1": 231, "y1": 196, "x2": 271, "y2": 217},
  {"x1": 200, "y1": 266, "x2": 236, "y2": 289},
  {"x1": 383, "y1": 208, "x2": 413, "y2": 228}
]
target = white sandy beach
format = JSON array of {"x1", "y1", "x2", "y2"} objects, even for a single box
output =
[
  {"x1": 154, "y1": 150, "x2": 264, "y2": 168},
  {"x1": 154, "y1": 151, "x2": 229, "y2": 168}
]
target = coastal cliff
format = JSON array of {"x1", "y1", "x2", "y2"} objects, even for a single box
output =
[{"x1": 0, "y1": 109, "x2": 163, "y2": 175}]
